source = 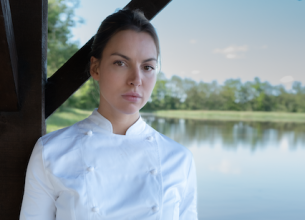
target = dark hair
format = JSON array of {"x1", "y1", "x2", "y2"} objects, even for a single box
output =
[{"x1": 90, "y1": 9, "x2": 160, "y2": 61}]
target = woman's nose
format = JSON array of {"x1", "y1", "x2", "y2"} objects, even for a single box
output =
[{"x1": 128, "y1": 67, "x2": 142, "y2": 87}]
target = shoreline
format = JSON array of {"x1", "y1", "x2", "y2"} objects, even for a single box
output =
[{"x1": 142, "y1": 110, "x2": 305, "y2": 123}]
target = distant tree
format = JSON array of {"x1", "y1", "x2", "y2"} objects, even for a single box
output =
[
  {"x1": 47, "y1": 0, "x2": 82, "y2": 77},
  {"x1": 235, "y1": 82, "x2": 254, "y2": 111},
  {"x1": 220, "y1": 79, "x2": 242, "y2": 111},
  {"x1": 291, "y1": 82, "x2": 305, "y2": 112},
  {"x1": 143, "y1": 72, "x2": 169, "y2": 110}
]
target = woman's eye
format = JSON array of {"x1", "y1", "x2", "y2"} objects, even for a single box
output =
[
  {"x1": 144, "y1": 65, "x2": 154, "y2": 71},
  {"x1": 114, "y1": 60, "x2": 125, "y2": 66}
]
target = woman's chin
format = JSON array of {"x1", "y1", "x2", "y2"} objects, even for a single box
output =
[{"x1": 118, "y1": 105, "x2": 142, "y2": 115}]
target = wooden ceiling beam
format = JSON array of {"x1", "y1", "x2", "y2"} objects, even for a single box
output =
[
  {"x1": 0, "y1": 0, "x2": 19, "y2": 111},
  {"x1": 45, "y1": 0, "x2": 172, "y2": 118},
  {"x1": 124, "y1": 0, "x2": 172, "y2": 20}
]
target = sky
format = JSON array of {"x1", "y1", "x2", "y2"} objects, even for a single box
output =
[{"x1": 71, "y1": 0, "x2": 305, "y2": 88}]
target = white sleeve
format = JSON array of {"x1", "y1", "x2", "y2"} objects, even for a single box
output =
[
  {"x1": 179, "y1": 156, "x2": 198, "y2": 220},
  {"x1": 20, "y1": 138, "x2": 57, "y2": 220}
]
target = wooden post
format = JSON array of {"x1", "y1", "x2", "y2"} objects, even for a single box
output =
[
  {"x1": 0, "y1": 0, "x2": 19, "y2": 111},
  {"x1": 0, "y1": 0, "x2": 47, "y2": 218}
]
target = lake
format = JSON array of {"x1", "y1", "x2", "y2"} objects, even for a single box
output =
[{"x1": 141, "y1": 115, "x2": 305, "y2": 220}]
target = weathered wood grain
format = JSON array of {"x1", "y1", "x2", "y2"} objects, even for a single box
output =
[{"x1": 0, "y1": 0, "x2": 19, "y2": 111}]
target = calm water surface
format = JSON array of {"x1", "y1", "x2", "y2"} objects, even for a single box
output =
[{"x1": 142, "y1": 115, "x2": 305, "y2": 220}]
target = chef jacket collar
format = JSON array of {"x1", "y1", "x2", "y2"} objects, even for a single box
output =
[{"x1": 87, "y1": 109, "x2": 146, "y2": 136}]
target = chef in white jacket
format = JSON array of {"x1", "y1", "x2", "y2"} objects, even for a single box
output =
[{"x1": 20, "y1": 9, "x2": 198, "y2": 220}]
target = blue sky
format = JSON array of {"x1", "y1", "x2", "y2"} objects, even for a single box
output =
[{"x1": 71, "y1": 0, "x2": 305, "y2": 88}]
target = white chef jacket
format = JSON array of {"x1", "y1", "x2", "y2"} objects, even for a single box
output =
[{"x1": 20, "y1": 109, "x2": 198, "y2": 220}]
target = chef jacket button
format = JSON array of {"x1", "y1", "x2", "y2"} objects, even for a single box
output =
[
  {"x1": 86, "y1": 130, "x2": 93, "y2": 136},
  {"x1": 92, "y1": 207, "x2": 99, "y2": 212},
  {"x1": 150, "y1": 169, "x2": 157, "y2": 175},
  {"x1": 152, "y1": 205, "x2": 159, "y2": 212},
  {"x1": 87, "y1": 166, "x2": 94, "y2": 172},
  {"x1": 146, "y1": 136, "x2": 153, "y2": 141}
]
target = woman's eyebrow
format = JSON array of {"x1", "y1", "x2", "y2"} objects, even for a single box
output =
[
  {"x1": 110, "y1": 52, "x2": 130, "y2": 60},
  {"x1": 143, "y1": 58, "x2": 157, "y2": 63},
  {"x1": 110, "y1": 52, "x2": 157, "y2": 63}
]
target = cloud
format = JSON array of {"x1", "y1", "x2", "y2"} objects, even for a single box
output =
[
  {"x1": 209, "y1": 160, "x2": 241, "y2": 175},
  {"x1": 280, "y1": 75, "x2": 295, "y2": 90},
  {"x1": 280, "y1": 75, "x2": 294, "y2": 84},
  {"x1": 213, "y1": 45, "x2": 249, "y2": 59}
]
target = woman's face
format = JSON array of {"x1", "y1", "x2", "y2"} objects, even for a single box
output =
[{"x1": 90, "y1": 30, "x2": 158, "y2": 115}]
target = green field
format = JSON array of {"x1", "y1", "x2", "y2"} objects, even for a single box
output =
[
  {"x1": 46, "y1": 108, "x2": 93, "y2": 133},
  {"x1": 46, "y1": 108, "x2": 305, "y2": 133},
  {"x1": 153, "y1": 110, "x2": 305, "y2": 123}
]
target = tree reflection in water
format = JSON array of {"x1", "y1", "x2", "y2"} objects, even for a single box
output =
[{"x1": 142, "y1": 115, "x2": 305, "y2": 151}]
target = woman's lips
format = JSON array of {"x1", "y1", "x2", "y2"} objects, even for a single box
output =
[
  {"x1": 122, "y1": 95, "x2": 141, "y2": 102},
  {"x1": 121, "y1": 92, "x2": 142, "y2": 102}
]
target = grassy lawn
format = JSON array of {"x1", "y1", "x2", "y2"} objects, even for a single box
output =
[
  {"x1": 153, "y1": 110, "x2": 305, "y2": 123},
  {"x1": 46, "y1": 108, "x2": 93, "y2": 133},
  {"x1": 47, "y1": 108, "x2": 305, "y2": 133}
]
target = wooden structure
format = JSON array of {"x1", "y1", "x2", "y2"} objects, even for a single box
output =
[{"x1": 0, "y1": 0, "x2": 171, "y2": 218}]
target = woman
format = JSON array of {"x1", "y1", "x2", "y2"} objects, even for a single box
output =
[{"x1": 20, "y1": 9, "x2": 198, "y2": 220}]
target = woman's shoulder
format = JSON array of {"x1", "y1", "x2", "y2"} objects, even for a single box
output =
[
  {"x1": 40, "y1": 118, "x2": 93, "y2": 153},
  {"x1": 43, "y1": 121, "x2": 80, "y2": 143}
]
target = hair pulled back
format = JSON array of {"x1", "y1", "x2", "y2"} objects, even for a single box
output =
[{"x1": 90, "y1": 9, "x2": 160, "y2": 61}]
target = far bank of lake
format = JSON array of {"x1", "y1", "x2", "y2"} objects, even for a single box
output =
[{"x1": 147, "y1": 110, "x2": 305, "y2": 123}]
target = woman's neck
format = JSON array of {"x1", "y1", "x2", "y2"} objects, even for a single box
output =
[{"x1": 97, "y1": 106, "x2": 140, "y2": 135}]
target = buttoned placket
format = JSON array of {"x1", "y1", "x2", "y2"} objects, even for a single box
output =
[
  {"x1": 145, "y1": 134, "x2": 162, "y2": 216},
  {"x1": 84, "y1": 129, "x2": 100, "y2": 214},
  {"x1": 84, "y1": 111, "x2": 162, "y2": 218}
]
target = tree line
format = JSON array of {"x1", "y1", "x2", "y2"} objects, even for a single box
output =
[{"x1": 142, "y1": 73, "x2": 305, "y2": 112}]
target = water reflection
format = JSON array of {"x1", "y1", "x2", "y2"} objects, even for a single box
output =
[
  {"x1": 142, "y1": 115, "x2": 305, "y2": 151},
  {"x1": 142, "y1": 115, "x2": 305, "y2": 220}
]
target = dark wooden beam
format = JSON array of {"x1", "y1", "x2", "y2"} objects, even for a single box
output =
[
  {"x1": 45, "y1": 0, "x2": 172, "y2": 118},
  {"x1": 0, "y1": 0, "x2": 19, "y2": 111},
  {"x1": 0, "y1": 0, "x2": 47, "y2": 218},
  {"x1": 124, "y1": 0, "x2": 172, "y2": 20}
]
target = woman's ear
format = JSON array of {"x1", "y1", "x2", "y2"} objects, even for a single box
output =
[{"x1": 90, "y1": 56, "x2": 100, "y2": 81}]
